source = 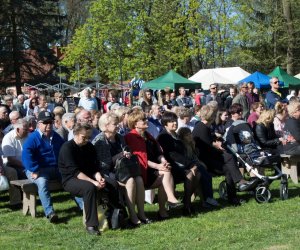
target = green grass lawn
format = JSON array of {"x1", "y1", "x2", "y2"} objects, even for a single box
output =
[{"x1": 0, "y1": 177, "x2": 300, "y2": 250}]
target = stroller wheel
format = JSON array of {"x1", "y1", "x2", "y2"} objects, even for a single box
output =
[
  {"x1": 280, "y1": 179, "x2": 288, "y2": 200},
  {"x1": 218, "y1": 181, "x2": 228, "y2": 200},
  {"x1": 255, "y1": 186, "x2": 271, "y2": 203}
]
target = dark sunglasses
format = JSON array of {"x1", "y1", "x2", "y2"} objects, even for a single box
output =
[{"x1": 273, "y1": 81, "x2": 279, "y2": 84}]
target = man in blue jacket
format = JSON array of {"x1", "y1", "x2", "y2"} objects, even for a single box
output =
[{"x1": 22, "y1": 111, "x2": 65, "y2": 222}]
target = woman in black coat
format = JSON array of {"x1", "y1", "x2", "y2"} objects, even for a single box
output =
[
  {"x1": 192, "y1": 105, "x2": 256, "y2": 205},
  {"x1": 157, "y1": 112, "x2": 200, "y2": 214},
  {"x1": 254, "y1": 110, "x2": 285, "y2": 154}
]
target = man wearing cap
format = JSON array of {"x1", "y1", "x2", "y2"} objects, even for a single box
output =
[
  {"x1": 22, "y1": 111, "x2": 65, "y2": 223},
  {"x1": 266, "y1": 77, "x2": 288, "y2": 109}
]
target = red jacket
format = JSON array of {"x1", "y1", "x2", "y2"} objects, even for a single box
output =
[{"x1": 125, "y1": 129, "x2": 161, "y2": 184}]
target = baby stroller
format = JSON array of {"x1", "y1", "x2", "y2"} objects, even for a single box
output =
[{"x1": 219, "y1": 120, "x2": 288, "y2": 203}]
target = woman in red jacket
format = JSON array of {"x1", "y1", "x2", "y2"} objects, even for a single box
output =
[{"x1": 125, "y1": 110, "x2": 180, "y2": 219}]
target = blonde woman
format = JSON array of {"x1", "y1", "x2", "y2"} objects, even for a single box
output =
[
  {"x1": 282, "y1": 101, "x2": 300, "y2": 156},
  {"x1": 113, "y1": 106, "x2": 131, "y2": 136},
  {"x1": 254, "y1": 110, "x2": 285, "y2": 154},
  {"x1": 93, "y1": 113, "x2": 150, "y2": 226}
]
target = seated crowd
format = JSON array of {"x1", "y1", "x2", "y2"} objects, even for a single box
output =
[{"x1": 0, "y1": 79, "x2": 300, "y2": 236}]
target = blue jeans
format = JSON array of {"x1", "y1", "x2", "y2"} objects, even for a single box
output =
[{"x1": 26, "y1": 168, "x2": 61, "y2": 217}]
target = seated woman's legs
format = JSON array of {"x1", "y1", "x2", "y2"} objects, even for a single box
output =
[
  {"x1": 150, "y1": 172, "x2": 179, "y2": 217},
  {"x1": 64, "y1": 178, "x2": 98, "y2": 228},
  {"x1": 134, "y1": 176, "x2": 147, "y2": 220},
  {"x1": 183, "y1": 169, "x2": 201, "y2": 210},
  {"x1": 121, "y1": 177, "x2": 139, "y2": 224}
]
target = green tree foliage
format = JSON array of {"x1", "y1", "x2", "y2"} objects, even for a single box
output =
[
  {"x1": 230, "y1": 0, "x2": 300, "y2": 74},
  {"x1": 62, "y1": 0, "x2": 237, "y2": 83},
  {"x1": 62, "y1": 0, "x2": 300, "y2": 84},
  {"x1": 0, "y1": 0, "x2": 64, "y2": 93}
]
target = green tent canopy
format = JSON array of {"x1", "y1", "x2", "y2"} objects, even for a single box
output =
[
  {"x1": 142, "y1": 70, "x2": 200, "y2": 90},
  {"x1": 268, "y1": 66, "x2": 300, "y2": 88}
]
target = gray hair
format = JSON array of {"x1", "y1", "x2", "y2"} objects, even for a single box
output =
[
  {"x1": 13, "y1": 118, "x2": 28, "y2": 129},
  {"x1": 24, "y1": 115, "x2": 36, "y2": 123},
  {"x1": 62, "y1": 113, "x2": 75, "y2": 129},
  {"x1": 9, "y1": 111, "x2": 20, "y2": 120},
  {"x1": 98, "y1": 113, "x2": 119, "y2": 131}
]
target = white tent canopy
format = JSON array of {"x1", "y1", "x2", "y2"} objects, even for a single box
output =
[
  {"x1": 294, "y1": 73, "x2": 300, "y2": 79},
  {"x1": 189, "y1": 67, "x2": 250, "y2": 90}
]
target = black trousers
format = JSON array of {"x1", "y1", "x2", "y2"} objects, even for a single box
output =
[
  {"x1": 202, "y1": 151, "x2": 243, "y2": 200},
  {"x1": 64, "y1": 178, "x2": 98, "y2": 227}
]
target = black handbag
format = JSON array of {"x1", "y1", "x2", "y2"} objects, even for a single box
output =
[{"x1": 114, "y1": 154, "x2": 141, "y2": 183}]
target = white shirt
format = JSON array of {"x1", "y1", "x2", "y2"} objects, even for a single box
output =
[{"x1": 2, "y1": 130, "x2": 27, "y2": 161}]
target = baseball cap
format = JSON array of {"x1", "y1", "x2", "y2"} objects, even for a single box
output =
[{"x1": 37, "y1": 111, "x2": 54, "y2": 122}]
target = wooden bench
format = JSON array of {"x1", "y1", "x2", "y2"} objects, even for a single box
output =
[
  {"x1": 280, "y1": 154, "x2": 300, "y2": 184},
  {"x1": 10, "y1": 179, "x2": 63, "y2": 217}
]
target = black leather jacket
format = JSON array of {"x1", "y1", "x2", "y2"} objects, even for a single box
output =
[{"x1": 254, "y1": 123, "x2": 280, "y2": 148}]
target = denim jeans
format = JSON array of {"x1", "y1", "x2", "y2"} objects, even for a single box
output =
[{"x1": 26, "y1": 168, "x2": 61, "y2": 217}]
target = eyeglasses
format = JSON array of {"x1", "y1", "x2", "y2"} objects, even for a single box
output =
[
  {"x1": 273, "y1": 81, "x2": 279, "y2": 85},
  {"x1": 210, "y1": 87, "x2": 217, "y2": 90}
]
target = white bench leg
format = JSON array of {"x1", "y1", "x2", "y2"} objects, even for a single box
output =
[
  {"x1": 290, "y1": 160, "x2": 299, "y2": 184},
  {"x1": 23, "y1": 192, "x2": 30, "y2": 216},
  {"x1": 29, "y1": 194, "x2": 36, "y2": 217}
]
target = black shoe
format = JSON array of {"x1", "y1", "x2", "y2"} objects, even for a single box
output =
[
  {"x1": 138, "y1": 217, "x2": 152, "y2": 225},
  {"x1": 47, "y1": 212, "x2": 58, "y2": 223},
  {"x1": 182, "y1": 206, "x2": 195, "y2": 216},
  {"x1": 228, "y1": 198, "x2": 241, "y2": 206},
  {"x1": 156, "y1": 212, "x2": 169, "y2": 221},
  {"x1": 228, "y1": 198, "x2": 246, "y2": 206},
  {"x1": 167, "y1": 201, "x2": 182, "y2": 209},
  {"x1": 127, "y1": 220, "x2": 140, "y2": 229},
  {"x1": 9, "y1": 203, "x2": 22, "y2": 211},
  {"x1": 86, "y1": 226, "x2": 101, "y2": 235}
]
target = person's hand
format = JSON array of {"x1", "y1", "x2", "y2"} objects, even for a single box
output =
[
  {"x1": 213, "y1": 141, "x2": 224, "y2": 151},
  {"x1": 93, "y1": 179, "x2": 106, "y2": 189},
  {"x1": 279, "y1": 137, "x2": 287, "y2": 145},
  {"x1": 157, "y1": 162, "x2": 171, "y2": 172},
  {"x1": 31, "y1": 172, "x2": 39, "y2": 180},
  {"x1": 123, "y1": 150, "x2": 131, "y2": 159},
  {"x1": 94, "y1": 173, "x2": 106, "y2": 189}
]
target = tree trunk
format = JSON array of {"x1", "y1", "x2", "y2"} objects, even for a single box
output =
[
  {"x1": 282, "y1": 0, "x2": 295, "y2": 75},
  {"x1": 10, "y1": 1, "x2": 22, "y2": 95}
]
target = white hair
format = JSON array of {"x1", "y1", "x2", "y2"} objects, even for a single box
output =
[
  {"x1": 62, "y1": 113, "x2": 75, "y2": 128},
  {"x1": 13, "y1": 118, "x2": 28, "y2": 129},
  {"x1": 9, "y1": 111, "x2": 20, "y2": 120}
]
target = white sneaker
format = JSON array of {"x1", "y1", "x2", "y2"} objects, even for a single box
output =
[{"x1": 205, "y1": 197, "x2": 219, "y2": 207}]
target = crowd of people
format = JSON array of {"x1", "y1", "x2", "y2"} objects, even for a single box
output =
[{"x1": 1, "y1": 76, "x2": 300, "y2": 236}]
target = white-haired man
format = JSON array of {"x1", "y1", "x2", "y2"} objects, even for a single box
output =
[
  {"x1": 68, "y1": 109, "x2": 99, "y2": 141},
  {"x1": 1, "y1": 118, "x2": 29, "y2": 209},
  {"x1": 3, "y1": 111, "x2": 20, "y2": 135}
]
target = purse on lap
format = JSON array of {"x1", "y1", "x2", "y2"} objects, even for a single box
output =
[{"x1": 114, "y1": 155, "x2": 141, "y2": 183}]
